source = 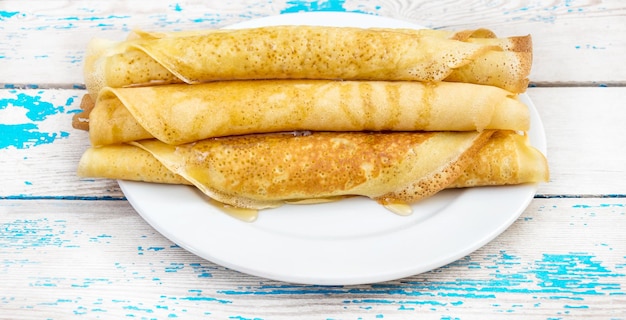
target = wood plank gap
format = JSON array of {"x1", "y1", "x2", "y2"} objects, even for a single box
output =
[
  {"x1": 535, "y1": 194, "x2": 626, "y2": 199},
  {"x1": 2, "y1": 83, "x2": 86, "y2": 90},
  {"x1": 530, "y1": 81, "x2": 626, "y2": 88},
  {"x1": 0, "y1": 195, "x2": 126, "y2": 201}
]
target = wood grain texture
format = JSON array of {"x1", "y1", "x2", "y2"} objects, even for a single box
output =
[
  {"x1": 530, "y1": 87, "x2": 626, "y2": 196},
  {"x1": 2, "y1": 0, "x2": 625, "y2": 318},
  {"x1": 1, "y1": 198, "x2": 625, "y2": 319},
  {"x1": 0, "y1": 89, "x2": 120, "y2": 198},
  {"x1": 1, "y1": 0, "x2": 625, "y2": 86}
]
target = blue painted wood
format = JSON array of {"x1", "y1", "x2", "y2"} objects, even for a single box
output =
[
  {"x1": 1, "y1": 199, "x2": 624, "y2": 318},
  {"x1": 1, "y1": 0, "x2": 626, "y2": 319},
  {"x1": 1, "y1": 0, "x2": 625, "y2": 86}
]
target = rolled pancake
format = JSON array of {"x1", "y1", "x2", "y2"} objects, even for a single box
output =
[
  {"x1": 77, "y1": 131, "x2": 548, "y2": 212},
  {"x1": 84, "y1": 26, "x2": 531, "y2": 97},
  {"x1": 142, "y1": 131, "x2": 495, "y2": 209},
  {"x1": 78, "y1": 131, "x2": 547, "y2": 189},
  {"x1": 87, "y1": 80, "x2": 529, "y2": 146},
  {"x1": 81, "y1": 131, "x2": 495, "y2": 210}
]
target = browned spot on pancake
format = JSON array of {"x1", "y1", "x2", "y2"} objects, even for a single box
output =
[
  {"x1": 508, "y1": 35, "x2": 533, "y2": 53},
  {"x1": 183, "y1": 132, "x2": 434, "y2": 199}
]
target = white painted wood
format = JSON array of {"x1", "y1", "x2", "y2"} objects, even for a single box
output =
[
  {"x1": 1, "y1": 198, "x2": 624, "y2": 318},
  {"x1": 529, "y1": 87, "x2": 626, "y2": 196},
  {"x1": 1, "y1": 0, "x2": 625, "y2": 86},
  {"x1": 2, "y1": 1, "x2": 626, "y2": 318},
  {"x1": 0, "y1": 89, "x2": 120, "y2": 198}
]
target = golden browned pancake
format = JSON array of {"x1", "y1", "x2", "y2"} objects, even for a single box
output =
[
  {"x1": 77, "y1": 131, "x2": 548, "y2": 214},
  {"x1": 79, "y1": 131, "x2": 494, "y2": 209}
]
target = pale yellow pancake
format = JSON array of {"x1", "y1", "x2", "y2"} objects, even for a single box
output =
[
  {"x1": 84, "y1": 26, "x2": 531, "y2": 97},
  {"x1": 86, "y1": 80, "x2": 529, "y2": 146}
]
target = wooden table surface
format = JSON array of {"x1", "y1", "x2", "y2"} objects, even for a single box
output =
[{"x1": 1, "y1": 0, "x2": 625, "y2": 319}]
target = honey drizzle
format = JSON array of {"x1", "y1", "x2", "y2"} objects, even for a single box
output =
[
  {"x1": 208, "y1": 198, "x2": 259, "y2": 222},
  {"x1": 382, "y1": 201, "x2": 414, "y2": 216}
]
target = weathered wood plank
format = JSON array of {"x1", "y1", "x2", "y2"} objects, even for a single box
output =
[
  {"x1": 1, "y1": 0, "x2": 625, "y2": 86},
  {"x1": 2, "y1": 87, "x2": 625, "y2": 198},
  {"x1": 0, "y1": 88, "x2": 120, "y2": 198},
  {"x1": 2, "y1": 1, "x2": 624, "y2": 319},
  {"x1": 1, "y1": 198, "x2": 624, "y2": 319},
  {"x1": 529, "y1": 87, "x2": 626, "y2": 196}
]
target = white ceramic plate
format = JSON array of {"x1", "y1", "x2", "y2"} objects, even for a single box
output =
[{"x1": 119, "y1": 12, "x2": 547, "y2": 285}]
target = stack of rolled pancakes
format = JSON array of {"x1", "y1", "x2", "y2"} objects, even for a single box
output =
[{"x1": 74, "y1": 25, "x2": 549, "y2": 217}]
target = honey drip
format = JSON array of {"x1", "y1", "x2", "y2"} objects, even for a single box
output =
[
  {"x1": 382, "y1": 201, "x2": 413, "y2": 216},
  {"x1": 208, "y1": 198, "x2": 259, "y2": 222}
]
